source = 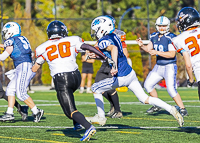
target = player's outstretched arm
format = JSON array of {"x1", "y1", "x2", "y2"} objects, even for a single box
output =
[
  {"x1": 81, "y1": 43, "x2": 116, "y2": 70},
  {"x1": 136, "y1": 38, "x2": 152, "y2": 53},
  {"x1": 32, "y1": 56, "x2": 45, "y2": 72},
  {"x1": 32, "y1": 62, "x2": 41, "y2": 72},
  {"x1": 81, "y1": 43, "x2": 107, "y2": 60},
  {"x1": 0, "y1": 46, "x2": 13, "y2": 61}
]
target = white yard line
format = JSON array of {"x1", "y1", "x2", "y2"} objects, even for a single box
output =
[
  {"x1": 0, "y1": 100, "x2": 199, "y2": 107},
  {"x1": 0, "y1": 125, "x2": 198, "y2": 129}
]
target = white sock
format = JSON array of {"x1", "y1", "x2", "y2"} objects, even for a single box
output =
[
  {"x1": 80, "y1": 87, "x2": 84, "y2": 90},
  {"x1": 31, "y1": 106, "x2": 38, "y2": 115},
  {"x1": 87, "y1": 87, "x2": 91, "y2": 91},
  {"x1": 6, "y1": 107, "x2": 14, "y2": 114},
  {"x1": 148, "y1": 96, "x2": 172, "y2": 113},
  {"x1": 93, "y1": 93, "x2": 105, "y2": 117}
]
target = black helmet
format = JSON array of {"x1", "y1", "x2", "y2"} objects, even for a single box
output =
[
  {"x1": 176, "y1": 7, "x2": 200, "y2": 32},
  {"x1": 47, "y1": 20, "x2": 68, "y2": 39}
]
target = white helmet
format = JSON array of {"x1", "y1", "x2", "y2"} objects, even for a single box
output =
[
  {"x1": 91, "y1": 16, "x2": 115, "y2": 40},
  {"x1": 2, "y1": 22, "x2": 21, "y2": 40},
  {"x1": 155, "y1": 16, "x2": 170, "y2": 34}
]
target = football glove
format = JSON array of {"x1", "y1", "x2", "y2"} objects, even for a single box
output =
[
  {"x1": 106, "y1": 58, "x2": 116, "y2": 70},
  {"x1": 187, "y1": 79, "x2": 195, "y2": 86}
]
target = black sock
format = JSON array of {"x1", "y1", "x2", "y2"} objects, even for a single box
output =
[
  {"x1": 198, "y1": 81, "x2": 200, "y2": 100},
  {"x1": 109, "y1": 90, "x2": 121, "y2": 112},
  {"x1": 72, "y1": 112, "x2": 91, "y2": 130},
  {"x1": 73, "y1": 120, "x2": 78, "y2": 126},
  {"x1": 102, "y1": 91, "x2": 113, "y2": 106}
]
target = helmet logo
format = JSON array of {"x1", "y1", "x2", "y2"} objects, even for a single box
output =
[
  {"x1": 92, "y1": 18, "x2": 106, "y2": 26},
  {"x1": 5, "y1": 24, "x2": 11, "y2": 28},
  {"x1": 61, "y1": 25, "x2": 67, "y2": 30},
  {"x1": 179, "y1": 13, "x2": 188, "y2": 22}
]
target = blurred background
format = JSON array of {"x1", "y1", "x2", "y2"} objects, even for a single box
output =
[{"x1": 0, "y1": 0, "x2": 198, "y2": 87}]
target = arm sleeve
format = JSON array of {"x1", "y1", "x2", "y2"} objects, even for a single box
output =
[
  {"x1": 0, "y1": 51, "x2": 10, "y2": 61},
  {"x1": 168, "y1": 43, "x2": 176, "y2": 51},
  {"x1": 80, "y1": 43, "x2": 107, "y2": 59},
  {"x1": 35, "y1": 56, "x2": 45, "y2": 65}
]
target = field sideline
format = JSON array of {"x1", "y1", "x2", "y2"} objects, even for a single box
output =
[{"x1": 0, "y1": 88, "x2": 200, "y2": 143}]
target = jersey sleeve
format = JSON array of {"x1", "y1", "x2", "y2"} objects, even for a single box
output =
[
  {"x1": 149, "y1": 33, "x2": 155, "y2": 43},
  {"x1": 168, "y1": 33, "x2": 177, "y2": 51},
  {"x1": 73, "y1": 36, "x2": 84, "y2": 52},
  {"x1": 172, "y1": 37, "x2": 185, "y2": 54},
  {"x1": 35, "y1": 43, "x2": 46, "y2": 60},
  {"x1": 4, "y1": 38, "x2": 14, "y2": 48},
  {"x1": 98, "y1": 39, "x2": 113, "y2": 50}
]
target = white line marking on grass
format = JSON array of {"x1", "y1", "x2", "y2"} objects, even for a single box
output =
[
  {"x1": 0, "y1": 125, "x2": 199, "y2": 129},
  {"x1": 0, "y1": 100, "x2": 200, "y2": 108}
]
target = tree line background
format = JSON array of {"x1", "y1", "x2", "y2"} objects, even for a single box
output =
[{"x1": 0, "y1": 0, "x2": 197, "y2": 86}]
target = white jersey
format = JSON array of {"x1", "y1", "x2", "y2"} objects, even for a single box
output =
[
  {"x1": 172, "y1": 27, "x2": 200, "y2": 66},
  {"x1": 35, "y1": 36, "x2": 84, "y2": 77}
]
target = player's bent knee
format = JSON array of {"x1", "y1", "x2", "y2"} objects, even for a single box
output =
[
  {"x1": 167, "y1": 88, "x2": 177, "y2": 98},
  {"x1": 71, "y1": 110, "x2": 78, "y2": 118},
  {"x1": 137, "y1": 95, "x2": 148, "y2": 104},
  {"x1": 16, "y1": 93, "x2": 29, "y2": 101},
  {"x1": 144, "y1": 83, "x2": 152, "y2": 93}
]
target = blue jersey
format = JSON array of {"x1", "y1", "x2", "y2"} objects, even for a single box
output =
[
  {"x1": 4, "y1": 36, "x2": 32, "y2": 68},
  {"x1": 150, "y1": 32, "x2": 176, "y2": 65},
  {"x1": 98, "y1": 33, "x2": 132, "y2": 77}
]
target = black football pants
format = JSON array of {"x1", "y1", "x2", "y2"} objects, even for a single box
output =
[{"x1": 53, "y1": 69, "x2": 81, "y2": 119}]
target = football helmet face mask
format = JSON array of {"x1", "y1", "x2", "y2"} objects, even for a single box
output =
[
  {"x1": 155, "y1": 16, "x2": 170, "y2": 34},
  {"x1": 91, "y1": 16, "x2": 115, "y2": 40},
  {"x1": 47, "y1": 20, "x2": 68, "y2": 39},
  {"x1": 176, "y1": 7, "x2": 200, "y2": 33},
  {"x1": 2, "y1": 22, "x2": 21, "y2": 40}
]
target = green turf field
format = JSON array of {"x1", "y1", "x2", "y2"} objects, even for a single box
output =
[{"x1": 0, "y1": 88, "x2": 200, "y2": 143}]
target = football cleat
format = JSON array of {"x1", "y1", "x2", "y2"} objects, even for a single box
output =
[
  {"x1": 170, "y1": 106, "x2": 184, "y2": 127},
  {"x1": 146, "y1": 106, "x2": 162, "y2": 113},
  {"x1": 0, "y1": 113, "x2": 14, "y2": 122},
  {"x1": 85, "y1": 114, "x2": 107, "y2": 126},
  {"x1": 106, "y1": 106, "x2": 115, "y2": 117},
  {"x1": 111, "y1": 111, "x2": 123, "y2": 118},
  {"x1": 33, "y1": 109, "x2": 44, "y2": 123},
  {"x1": 73, "y1": 123, "x2": 84, "y2": 131},
  {"x1": 18, "y1": 105, "x2": 29, "y2": 121},
  {"x1": 80, "y1": 125, "x2": 96, "y2": 141}
]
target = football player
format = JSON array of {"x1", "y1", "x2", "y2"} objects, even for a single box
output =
[
  {"x1": 85, "y1": 15, "x2": 184, "y2": 127},
  {"x1": 32, "y1": 20, "x2": 114, "y2": 141},
  {"x1": 136, "y1": 16, "x2": 188, "y2": 116},
  {"x1": 172, "y1": 7, "x2": 200, "y2": 100},
  {"x1": 91, "y1": 15, "x2": 131, "y2": 120},
  {"x1": 0, "y1": 22, "x2": 43, "y2": 122}
]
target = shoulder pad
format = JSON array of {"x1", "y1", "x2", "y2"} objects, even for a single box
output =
[
  {"x1": 150, "y1": 32, "x2": 158, "y2": 38},
  {"x1": 114, "y1": 29, "x2": 126, "y2": 41}
]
